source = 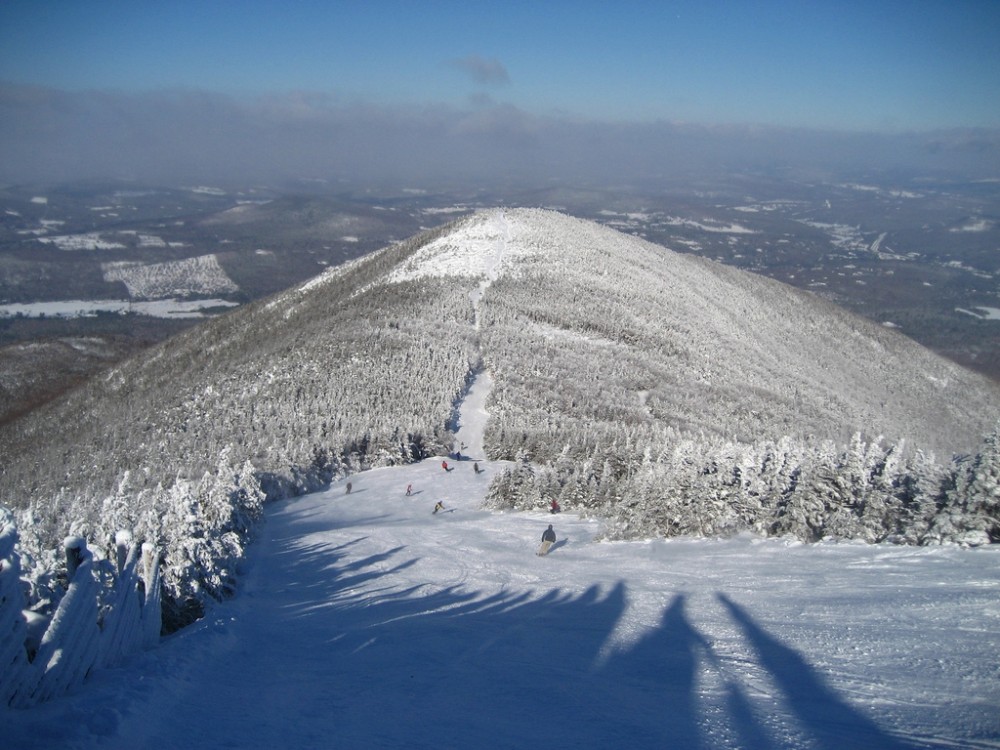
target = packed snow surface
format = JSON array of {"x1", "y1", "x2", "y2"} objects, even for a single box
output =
[{"x1": 5, "y1": 376, "x2": 999, "y2": 749}]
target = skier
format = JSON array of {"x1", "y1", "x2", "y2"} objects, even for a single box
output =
[
  {"x1": 473, "y1": 462, "x2": 481, "y2": 475},
  {"x1": 537, "y1": 524, "x2": 557, "y2": 556},
  {"x1": 346, "y1": 482, "x2": 352, "y2": 495},
  {"x1": 433, "y1": 501, "x2": 445, "y2": 514},
  {"x1": 549, "y1": 498, "x2": 561, "y2": 514},
  {"x1": 405, "y1": 483, "x2": 412, "y2": 496},
  {"x1": 442, "y1": 461, "x2": 451, "y2": 472}
]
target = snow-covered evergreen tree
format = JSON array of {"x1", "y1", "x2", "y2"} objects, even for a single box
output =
[{"x1": 929, "y1": 423, "x2": 1000, "y2": 545}]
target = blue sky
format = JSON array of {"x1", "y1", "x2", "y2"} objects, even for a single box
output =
[{"x1": 1, "y1": 0, "x2": 998, "y2": 132}]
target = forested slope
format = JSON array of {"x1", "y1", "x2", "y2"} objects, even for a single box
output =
[
  {"x1": 464, "y1": 210, "x2": 1000, "y2": 544},
  {"x1": 0, "y1": 220, "x2": 480, "y2": 624},
  {"x1": 3, "y1": 208, "x2": 999, "y2": 626}
]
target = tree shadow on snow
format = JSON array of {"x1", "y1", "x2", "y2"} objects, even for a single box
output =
[
  {"x1": 718, "y1": 594, "x2": 918, "y2": 750},
  {"x1": 189, "y1": 535, "x2": 923, "y2": 750},
  {"x1": 301, "y1": 551, "x2": 713, "y2": 747}
]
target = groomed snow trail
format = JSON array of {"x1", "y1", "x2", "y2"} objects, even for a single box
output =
[{"x1": 6, "y1": 372, "x2": 1000, "y2": 749}]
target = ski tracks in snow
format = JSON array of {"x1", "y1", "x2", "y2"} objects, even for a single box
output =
[
  {"x1": 469, "y1": 207, "x2": 511, "y2": 330},
  {"x1": 8, "y1": 452, "x2": 999, "y2": 749}
]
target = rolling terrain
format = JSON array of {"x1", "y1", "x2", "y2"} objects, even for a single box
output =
[
  {"x1": 1, "y1": 175, "x2": 998, "y2": 426},
  {"x1": 2, "y1": 208, "x2": 999, "y2": 629}
]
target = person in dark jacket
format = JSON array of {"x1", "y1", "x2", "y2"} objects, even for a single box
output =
[{"x1": 542, "y1": 524, "x2": 556, "y2": 543}]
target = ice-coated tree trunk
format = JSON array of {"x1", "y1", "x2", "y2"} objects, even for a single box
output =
[
  {"x1": 97, "y1": 531, "x2": 144, "y2": 670},
  {"x1": 141, "y1": 541, "x2": 162, "y2": 648},
  {"x1": 30, "y1": 537, "x2": 101, "y2": 704},
  {"x1": 0, "y1": 512, "x2": 32, "y2": 707}
]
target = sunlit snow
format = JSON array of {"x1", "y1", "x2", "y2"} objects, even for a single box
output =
[
  {"x1": 387, "y1": 209, "x2": 521, "y2": 283},
  {"x1": 3, "y1": 371, "x2": 998, "y2": 749},
  {"x1": 0, "y1": 299, "x2": 238, "y2": 319},
  {"x1": 101, "y1": 254, "x2": 239, "y2": 299}
]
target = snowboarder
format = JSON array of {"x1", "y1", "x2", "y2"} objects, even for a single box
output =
[
  {"x1": 346, "y1": 482, "x2": 352, "y2": 495},
  {"x1": 433, "y1": 501, "x2": 445, "y2": 514},
  {"x1": 473, "y1": 462, "x2": 482, "y2": 475},
  {"x1": 549, "y1": 498, "x2": 561, "y2": 514},
  {"x1": 442, "y1": 461, "x2": 452, "y2": 472},
  {"x1": 405, "y1": 484, "x2": 412, "y2": 496},
  {"x1": 538, "y1": 524, "x2": 556, "y2": 556}
]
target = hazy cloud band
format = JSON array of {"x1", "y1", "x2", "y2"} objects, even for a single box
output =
[{"x1": 2, "y1": 83, "x2": 998, "y2": 188}]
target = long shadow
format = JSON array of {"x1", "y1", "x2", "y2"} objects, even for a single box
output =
[
  {"x1": 724, "y1": 678, "x2": 775, "y2": 750},
  {"x1": 597, "y1": 593, "x2": 704, "y2": 747},
  {"x1": 719, "y1": 593, "x2": 917, "y2": 750},
  {"x1": 277, "y1": 512, "x2": 393, "y2": 539},
  {"x1": 245, "y1": 531, "x2": 721, "y2": 749},
  {"x1": 15, "y1": 523, "x2": 937, "y2": 750},
  {"x1": 547, "y1": 538, "x2": 568, "y2": 554}
]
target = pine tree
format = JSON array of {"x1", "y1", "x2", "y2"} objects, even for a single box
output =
[
  {"x1": 896, "y1": 449, "x2": 946, "y2": 544},
  {"x1": 932, "y1": 424, "x2": 1000, "y2": 545}
]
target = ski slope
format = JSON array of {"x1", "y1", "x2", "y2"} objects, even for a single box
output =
[{"x1": 5, "y1": 375, "x2": 1000, "y2": 749}]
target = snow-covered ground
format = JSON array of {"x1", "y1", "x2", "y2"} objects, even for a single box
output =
[
  {"x1": 5, "y1": 378, "x2": 1000, "y2": 749},
  {"x1": 0, "y1": 299, "x2": 239, "y2": 320}
]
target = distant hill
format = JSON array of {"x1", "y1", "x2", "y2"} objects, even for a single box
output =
[{"x1": 3, "y1": 208, "x2": 998, "y2": 625}]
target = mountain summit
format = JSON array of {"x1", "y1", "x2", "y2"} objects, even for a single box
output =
[
  {"x1": 417, "y1": 208, "x2": 997, "y2": 455},
  {"x1": 3, "y1": 208, "x2": 999, "y2": 617}
]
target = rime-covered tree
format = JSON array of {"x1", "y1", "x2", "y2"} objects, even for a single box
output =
[{"x1": 930, "y1": 424, "x2": 1000, "y2": 545}]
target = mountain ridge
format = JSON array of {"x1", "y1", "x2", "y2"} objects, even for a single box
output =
[
  {"x1": 4, "y1": 206, "x2": 998, "y2": 501},
  {"x1": 461, "y1": 208, "x2": 997, "y2": 453},
  {"x1": 2, "y1": 207, "x2": 998, "y2": 622}
]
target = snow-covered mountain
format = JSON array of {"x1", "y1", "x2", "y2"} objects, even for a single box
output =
[{"x1": 2, "y1": 208, "x2": 999, "y2": 627}]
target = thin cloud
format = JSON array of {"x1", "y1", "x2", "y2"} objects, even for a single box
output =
[
  {"x1": 448, "y1": 55, "x2": 511, "y2": 86},
  {"x1": 1, "y1": 83, "x2": 999, "y2": 189}
]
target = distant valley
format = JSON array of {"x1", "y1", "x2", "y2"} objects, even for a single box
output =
[{"x1": 1, "y1": 173, "x2": 998, "y2": 424}]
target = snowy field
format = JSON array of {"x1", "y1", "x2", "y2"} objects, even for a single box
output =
[
  {"x1": 0, "y1": 299, "x2": 239, "y2": 320},
  {"x1": 4, "y1": 372, "x2": 1000, "y2": 749}
]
